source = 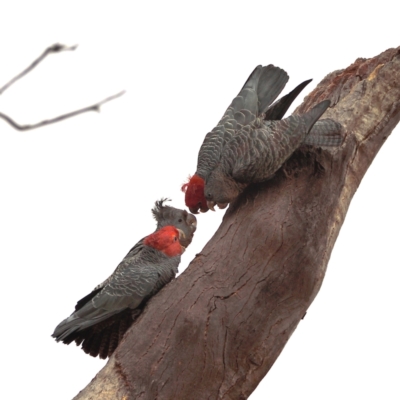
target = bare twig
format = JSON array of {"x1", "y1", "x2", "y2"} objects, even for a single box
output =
[
  {"x1": 0, "y1": 90, "x2": 125, "y2": 131},
  {"x1": 0, "y1": 43, "x2": 125, "y2": 131},
  {"x1": 0, "y1": 43, "x2": 77, "y2": 95}
]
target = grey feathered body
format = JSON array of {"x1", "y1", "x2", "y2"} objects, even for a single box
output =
[
  {"x1": 53, "y1": 244, "x2": 180, "y2": 342},
  {"x1": 196, "y1": 65, "x2": 342, "y2": 205},
  {"x1": 214, "y1": 101, "x2": 332, "y2": 184},
  {"x1": 52, "y1": 200, "x2": 196, "y2": 358}
]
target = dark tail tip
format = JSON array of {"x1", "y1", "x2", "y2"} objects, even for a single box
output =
[{"x1": 264, "y1": 78, "x2": 313, "y2": 120}]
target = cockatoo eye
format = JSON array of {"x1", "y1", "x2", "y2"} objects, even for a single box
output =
[
  {"x1": 174, "y1": 236, "x2": 178, "y2": 242},
  {"x1": 178, "y1": 218, "x2": 182, "y2": 223}
]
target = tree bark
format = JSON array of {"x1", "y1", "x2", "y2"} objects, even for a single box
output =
[{"x1": 74, "y1": 46, "x2": 400, "y2": 400}]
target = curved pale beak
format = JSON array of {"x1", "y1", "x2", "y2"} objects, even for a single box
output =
[
  {"x1": 186, "y1": 214, "x2": 197, "y2": 231},
  {"x1": 177, "y1": 229, "x2": 186, "y2": 253},
  {"x1": 206, "y1": 200, "x2": 216, "y2": 211}
]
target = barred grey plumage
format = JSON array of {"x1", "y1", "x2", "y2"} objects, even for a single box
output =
[
  {"x1": 304, "y1": 119, "x2": 343, "y2": 147},
  {"x1": 185, "y1": 65, "x2": 343, "y2": 211},
  {"x1": 204, "y1": 100, "x2": 332, "y2": 204},
  {"x1": 196, "y1": 65, "x2": 289, "y2": 180}
]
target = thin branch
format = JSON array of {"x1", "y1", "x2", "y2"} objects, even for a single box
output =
[
  {"x1": 0, "y1": 91, "x2": 126, "y2": 131},
  {"x1": 0, "y1": 43, "x2": 77, "y2": 95}
]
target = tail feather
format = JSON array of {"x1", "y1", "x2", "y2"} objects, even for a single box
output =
[
  {"x1": 74, "y1": 334, "x2": 84, "y2": 347},
  {"x1": 61, "y1": 330, "x2": 80, "y2": 345},
  {"x1": 64, "y1": 308, "x2": 138, "y2": 359},
  {"x1": 108, "y1": 322, "x2": 120, "y2": 356},
  {"x1": 264, "y1": 79, "x2": 312, "y2": 120},
  {"x1": 90, "y1": 331, "x2": 104, "y2": 358},
  {"x1": 81, "y1": 334, "x2": 95, "y2": 356},
  {"x1": 98, "y1": 328, "x2": 112, "y2": 359},
  {"x1": 304, "y1": 118, "x2": 343, "y2": 147},
  {"x1": 119, "y1": 312, "x2": 132, "y2": 341},
  {"x1": 302, "y1": 100, "x2": 331, "y2": 133}
]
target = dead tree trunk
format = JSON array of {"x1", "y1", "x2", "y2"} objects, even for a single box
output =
[{"x1": 74, "y1": 46, "x2": 400, "y2": 400}]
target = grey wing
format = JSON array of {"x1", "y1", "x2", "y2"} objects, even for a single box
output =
[
  {"x1": 90, "y1": 238, "x2": 146, "y2": 293},
  {"x1": 99, "y1": 260, "x2": 161, "y2": 307},
  {"x1": 196, "y1": 65, "x2": 288, "y2": 178},
  {"x1": 263, "y1": 79, "x2": 312, "y2": 120},
  {"x1": 124, "y1": 237, "x2": 146, "y2": 258},
  {"x1": 53, "y1": 259, "x2": 160, "y2": 341},
  {"x1": 223, "y1": 100, "x2": 331, "y2": 183}
]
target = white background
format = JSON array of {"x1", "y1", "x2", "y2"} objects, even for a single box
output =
[{"x1": 0, "y1": 1, "x2": 399, "y2": 399}]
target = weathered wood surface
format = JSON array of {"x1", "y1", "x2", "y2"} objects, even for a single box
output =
[{"x1": 74, "y1": 46, "x2": 400, "y2": 400}]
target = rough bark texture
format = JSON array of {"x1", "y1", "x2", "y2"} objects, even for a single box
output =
[{"x1": 74, "y1": 47, "x2": 400, "y2": 400}]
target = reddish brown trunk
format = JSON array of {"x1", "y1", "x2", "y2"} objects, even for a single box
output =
[{"x1": 74, "y1": 46, "x2": 400, "y2": 400}]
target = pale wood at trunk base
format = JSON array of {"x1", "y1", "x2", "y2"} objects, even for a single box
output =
[{"x1": 74, "y1": 46, "x2": 400, "y2": 400}]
